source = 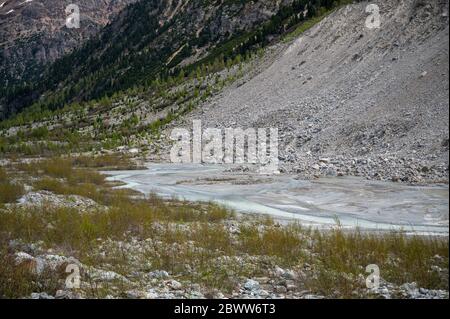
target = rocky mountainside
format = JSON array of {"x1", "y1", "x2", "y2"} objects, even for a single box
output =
[
  {"x1": 0, "y1": 0, "x2": 448, "y2": 184},
  {"x1": 1, "y1": 0, "x2": 319, "y2": 118},
  {"x1": 0, "y1": 0, "x2": 137, "y2": 86},
  {"x1": 171, "y1": 0, "x2": 449, "y2": 183}
]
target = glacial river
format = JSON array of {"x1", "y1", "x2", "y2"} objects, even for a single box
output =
[{"x1": 105, "y1": 163, "x2": 449, "y2": 235}]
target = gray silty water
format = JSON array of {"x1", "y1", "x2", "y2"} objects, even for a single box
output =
[{"x1": 105, "y1": 163, "x2": 449, "y2": 234}]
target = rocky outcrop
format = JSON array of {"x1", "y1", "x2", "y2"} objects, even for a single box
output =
[{"x1": 0, "y1": 0, "x2": 137, "y2": 85}]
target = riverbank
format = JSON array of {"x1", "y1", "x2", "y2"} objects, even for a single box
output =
[{"x1": 0, "y1": 156, "x2": 449, "y2": 299}]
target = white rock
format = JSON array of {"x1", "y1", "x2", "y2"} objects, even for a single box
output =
[
  {"x1": 167, "y1": 279, "x2": 182, "y2": 290},
  {"x1": 55, "y1": 290, "x2": 73, "y2": 299},
  {"x1": 126, "y1": 290, "x2": 146, "y2": 299},
  {"x1": 274, "y1": 266, "x2": 285, "y2": 277},
  {"x1": 148, "y1": 270, "x2": 169, "y2": 279},
  {"x1": 244, "y1": 279, "x2": 260, "y2": 291},
  {"x1": 14, "y1": 252, "x2": 34, "y2": 264},
  {"x1": 145, "y1": 290, "x2": 159, "y2": 299},
  {"x1": 88, "y1": 268, "x2": 128, "y2": 283},
  {"x1": 283, "y1": 270, "x2": 298, "y2": 280},
  {"x1": 14, "y1": 252, "x2": 46, "y2": 275},
  {"x1": 31, "y1": 292, "x2": 54, "y2": 299}
]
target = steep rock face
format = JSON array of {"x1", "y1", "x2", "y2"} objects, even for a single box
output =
[
  {"x1": 0, "y1": 0, "x2": 137, "y2": 85},
  {"x1": 1, "y1": 0, "x2": 295, "y2": 117}
]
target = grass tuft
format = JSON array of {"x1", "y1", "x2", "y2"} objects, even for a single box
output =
[{"x1": 0, "y1": 167, "x2": 24, "y2": 204}]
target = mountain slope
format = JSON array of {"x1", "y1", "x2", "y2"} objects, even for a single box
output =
[
  {"x1": 0, "y1": 0, "x2": 448, "y2": 184},
  {"x1": 1, "y1": 0, "x2": 335, "y2": 119},
  {"x1": 0, "y1": 0, "x2": 137, "y2": 86},
  {"x1": 172, "y1": 0, "x2": 449, "y2": 183}
]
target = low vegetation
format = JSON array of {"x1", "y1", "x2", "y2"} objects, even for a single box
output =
[
  {"x1": 0, "y1": 167, "x2": 24, "y2": 205},
  {"x1": 0, "y1": 158, "x2": 448, "y2": 299}
]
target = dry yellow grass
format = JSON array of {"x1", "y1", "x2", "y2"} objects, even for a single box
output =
[
  {"x1": 71, "y1": 154, "x2": 143, "y2": 170},
  {"x1": 0, "y1": 158, "x2": 448, "y2": 298},
  {"x1": 0, "y1": 167, "x2": 24, "y2": 204}
]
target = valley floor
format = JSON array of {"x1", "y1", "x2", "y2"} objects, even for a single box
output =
[
  {"x1": 105, "y1": 163, "x2": 449, "y2": 235},
  {"x1": 0, "y1": 156, "x2": 448, "y2": 299}
]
